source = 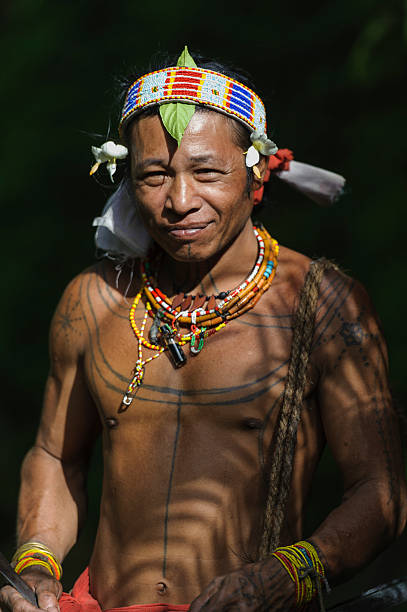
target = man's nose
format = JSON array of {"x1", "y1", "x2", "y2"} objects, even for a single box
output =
[{"x1": 165, "y1": 174, "x2": 200, "y2": 216}]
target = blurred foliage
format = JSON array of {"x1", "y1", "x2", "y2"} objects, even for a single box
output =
[{"x1": 1, "y1": 0, "x2": 406, "y2": 607}]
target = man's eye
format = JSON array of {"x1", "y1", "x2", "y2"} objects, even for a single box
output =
[
  {"x1": 195, "y1": 168, "x2": 222, "y2": 179},
  {"x1": 141, "y1": 171, "x2": 167, "y2": 185}
]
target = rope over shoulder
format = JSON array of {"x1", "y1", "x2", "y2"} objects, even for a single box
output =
[{"x1": 259, "y1": 258, "x2": 339, "y2": 559}]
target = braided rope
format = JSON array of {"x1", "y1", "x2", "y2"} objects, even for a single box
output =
[{"x1": 259, "y1": 258, "x2": 338, "y2": 559}]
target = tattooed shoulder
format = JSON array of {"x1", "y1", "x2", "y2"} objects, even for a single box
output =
[{"x1": 50, "y1": 266, "x2": 99, "y2": 351}]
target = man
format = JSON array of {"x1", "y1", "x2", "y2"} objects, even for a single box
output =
[{"x1": 1, "y1": 48, "x2": 406, "y2": 612}]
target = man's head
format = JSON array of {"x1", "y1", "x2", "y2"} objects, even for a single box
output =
[
  {"x1": 128, "y1": 107, "x2": 268, "y2": 263},
  {"x1": 119, "y1": 49, "x2": 272, "y2": 262}
]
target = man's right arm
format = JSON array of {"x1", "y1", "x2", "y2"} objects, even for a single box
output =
[{"x1": 1, "y1": 272, "x2": 101, "y2": 612}]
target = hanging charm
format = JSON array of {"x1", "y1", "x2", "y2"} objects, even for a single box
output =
[
  {"x1": 149, "y1": 308, "x2": 165, "y2": 344},
  {"x1": 160, "y1": 323, "x2": 187, "y2": 368},
  {"x1": 190, "y1": 328, "x2": 206, "y2": 355},
  {"x1": 120, "y1": 366, "x2": 145, "y2": 411}
]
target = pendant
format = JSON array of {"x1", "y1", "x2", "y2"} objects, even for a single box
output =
[
  {"x1": 160, "y1": 323, "x2": 187, "y2": 368},
  {"x1": 190, "y1": 329, "x2": 205, "y2": 355},
  {"x1": 119, "y1": 367, "x2": 145, "y2": 412},
  {"x1": 149, "y1": 308, "x2": 165, "y2": 344}
]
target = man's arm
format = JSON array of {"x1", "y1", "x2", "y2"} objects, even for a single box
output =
[
  {"x1": 190, "y1": 270, "x2": 407, "y2": 611},
  {"x1": 309, "y1": 271, "x2": 407, "y2": 581},
  {"x1": 0, "y1": 272, "x2": 101, "y2": 612}
]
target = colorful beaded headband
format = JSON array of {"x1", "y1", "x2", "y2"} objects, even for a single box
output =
[{"x1": 120, "y1": 66, "x2": 267, "y2": 138}]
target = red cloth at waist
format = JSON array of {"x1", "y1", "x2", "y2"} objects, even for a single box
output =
[{"x1": 59, "y1": 568, "x2": 190, "y2": 612}]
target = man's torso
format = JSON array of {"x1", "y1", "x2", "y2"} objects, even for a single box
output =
[{"x1": 62, "y1": 246, "x2": 337, "y2": 606}]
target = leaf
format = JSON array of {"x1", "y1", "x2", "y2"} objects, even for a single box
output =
[
  {"x1": 160, "y1": 102, "x2": 195, "y2": 146},
  {"x1": 159, "y1": 46, "x2": 197, "y2": 146},
  {"x1": 177, "y1": 45, "x2": 197, "y2": 68}
]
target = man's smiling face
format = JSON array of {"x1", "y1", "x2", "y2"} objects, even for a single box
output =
[{"x1": 129, "y1": 110, "x2": 255, "y2": 262}]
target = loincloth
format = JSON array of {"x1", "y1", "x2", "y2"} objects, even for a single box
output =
[{"x1": 59, "y1": 568, "x2": 190, "y2": 612}]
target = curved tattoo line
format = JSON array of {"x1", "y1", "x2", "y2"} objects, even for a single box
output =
[
  {"x1": 133, "y1": 375, "x2": 286, "y2": 407},
  {"x1": 86, "y1": 275, "x2": 130, "y2": 384},
  {"x1": 95, "y1": 271, "x2": 129, "y2": 320},
  {"x1": 312, "y1": 280, "x2": 355, "y2": 350},
  {"x1": 234, "y1": 319, "x2": 293, "y2": 329},
  {"x1": 88, "y1": 272, "x2": 291, "y2": 395},
  {"x1": 99, "y1": 262, "x2": 135, "y2": 312},
  {"x1": 244, "y1": 312, "x2": 293, "y2": 320},
  {"x1": 82, "y1": 273, "x2": 291, "y2": 410},
  {"x1": 316, "y1": 273, "x2": 345, "y2": 314},
  {"x1": 313, "y1": 277, "x2": 348, "y2": 334},
  {"x1": 77, "y1": 275, "x2": 107, "y2": 408}
]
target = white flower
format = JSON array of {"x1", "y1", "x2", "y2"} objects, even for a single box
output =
[
  {"x1": 245, "y1": 145, "x2": 260, "y2": 168},
  {"x1": 90, "y1": 141, "x2": 128, "y2": 182}
]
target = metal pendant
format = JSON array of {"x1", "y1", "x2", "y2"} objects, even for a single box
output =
[
  {"x1": 160, "y1": 323, "x2": 187, "y2": 368},
  {"x1": 149, "y1": 309, "x2": 165, "y2": 344}
]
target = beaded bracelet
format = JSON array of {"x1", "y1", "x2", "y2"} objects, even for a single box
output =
[
  {"x1": 272, "y1": 541, "x2": 327, "y2": 608},
  {"x1": 12, "y1": 541, "x2": 62, "y2": 581}
]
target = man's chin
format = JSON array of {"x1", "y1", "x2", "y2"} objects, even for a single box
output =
[{"x1": 161, "y1": 242, "x2": 215, "y2": 263}]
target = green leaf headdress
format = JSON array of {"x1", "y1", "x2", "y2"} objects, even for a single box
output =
[{"x1": 159, "y1": 46, "x2": 197, "y2": 146}]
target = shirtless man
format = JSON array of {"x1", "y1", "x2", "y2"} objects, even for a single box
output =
[{"x1": 1, "y1": 50, "x2": 406, "y2": 612}]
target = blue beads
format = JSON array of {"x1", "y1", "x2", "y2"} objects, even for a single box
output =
[{"x1": 263, "y1": 260, "x2": 274, "y2": 279}]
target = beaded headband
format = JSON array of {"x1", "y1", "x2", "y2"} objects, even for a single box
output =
[{"x1": 119, "y1": 66, "x2": 267, "y2": 138}]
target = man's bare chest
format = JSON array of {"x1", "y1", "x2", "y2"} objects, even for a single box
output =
[{"x1": 82, "y1": 290, "x2": 300, "y2": 430}]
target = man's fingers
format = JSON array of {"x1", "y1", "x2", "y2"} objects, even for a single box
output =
[
  {"x1": 35, "y1": 579, "x2": 61, "y2": 612},
  {"x1": 0, "y1": 585, "x2": 38, "y2": 612}
]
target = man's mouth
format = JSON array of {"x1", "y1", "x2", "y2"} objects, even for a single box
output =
[{"x1": 167, "y1": 223, "x2": 211, "y2": 240}]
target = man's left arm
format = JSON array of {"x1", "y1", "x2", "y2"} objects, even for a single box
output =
[
  {"x1": 190, "y1": 273, "x2": 407, "y2": 610},
  {"x1": 308, "y1": 274, "x2": 407, "y2": 582}
]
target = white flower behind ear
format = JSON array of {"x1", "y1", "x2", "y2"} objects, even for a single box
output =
[
  {"x1": 245, "y1": 130, "x2": 278, "y2": 170},
  {"x1": 90, "y1": 141, "x2": 128, "y2": 181},
  {"x1": 245, "y1": 145, "x2": 260, "y2": 168}
]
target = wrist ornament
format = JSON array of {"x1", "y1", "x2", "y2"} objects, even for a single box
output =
[
  {"x1": 271, "y1": 540, "x2": 328, "y2": 609},
  {"x1": 11, "y1": 541, "x2": 62, "y2": 581}
]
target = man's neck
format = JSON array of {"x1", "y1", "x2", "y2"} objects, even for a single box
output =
[{"x1": 159, "y1": 220, "x2": 259, "y2": 299}]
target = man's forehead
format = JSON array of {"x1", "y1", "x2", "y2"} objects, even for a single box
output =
[{"x1": 129, "y1": 109, "x2": 238, "y2": 155}]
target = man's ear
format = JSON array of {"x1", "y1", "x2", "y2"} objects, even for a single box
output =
[{"x1": 251, "y1": 155, "x2": 269, "y2": 190}]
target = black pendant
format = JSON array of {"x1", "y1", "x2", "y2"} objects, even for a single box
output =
[{"x1": 160, "y1": 323, "x2": 187, "y2": 368}]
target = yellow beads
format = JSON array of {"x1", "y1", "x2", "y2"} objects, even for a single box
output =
[{"x1": 272, "y1": 541, "x2": 326, "y2": 607}]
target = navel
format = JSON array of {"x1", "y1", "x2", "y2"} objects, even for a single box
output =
[{"x1": 156, "y1": 581, "x2": 167, "y2": 595}]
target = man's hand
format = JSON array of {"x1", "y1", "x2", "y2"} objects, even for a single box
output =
[
  {"x1": 189, "y1": 557, "x2": 297, "y2": 611},
  {"x1": 0, "y1": 568, "x2": 62, "y2": 612}
]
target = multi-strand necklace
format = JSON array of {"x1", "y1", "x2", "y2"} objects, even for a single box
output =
[{"x1": 120, "y1": 225, "x2": 279, "y2": 409}]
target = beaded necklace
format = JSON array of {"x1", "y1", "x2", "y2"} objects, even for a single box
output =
[{"x1": 121, "y1": 225, "x2": 279, "y2": 409}]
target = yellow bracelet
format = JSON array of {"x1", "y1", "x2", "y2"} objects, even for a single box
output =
[
  {"x1": 14, "y1": 557, "x2": 54, "y2": 577},
  {"x1": 12, "y1": 541, "x2": 62, "y2": 581},
  {"x1": 272, "y1": 541, "x2": 326, "y2": 607}
]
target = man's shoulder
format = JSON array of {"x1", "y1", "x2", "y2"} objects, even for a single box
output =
[
  {"x1": 276, "y1": 244, "x2": 374, "y2": 320},
  {"x1": 277, "y1": 244, "x2": 312, "y2": 288},
  {"x1": 50, "y1": 258, "x2": 141, "y2": 354},
  {"x1": 60, "y1": 258, "x2": 141, "y2": 300}
]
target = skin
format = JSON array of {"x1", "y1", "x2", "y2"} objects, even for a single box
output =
[{"x1": 1, "y1": 111, "x2": 406, "y2": 612}]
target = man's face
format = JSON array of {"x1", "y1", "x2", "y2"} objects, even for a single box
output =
[{"x1": 129, "y1": 110, "x2": 256, "y2": 262}]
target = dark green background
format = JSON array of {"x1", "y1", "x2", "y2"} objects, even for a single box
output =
[{"x1": 1, "y1": 0, "x2": 406, "y2": 608}]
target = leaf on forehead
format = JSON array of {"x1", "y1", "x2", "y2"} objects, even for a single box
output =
[
  {"x1": 159, "y1": 46, "x2": 197, "y2": 146},
  {"x1": 177, "y1": 45, "x2": 197, "y2": 68},
  {"x1": 159, "y1": 102, "x2": 195, "y2": 147}
]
